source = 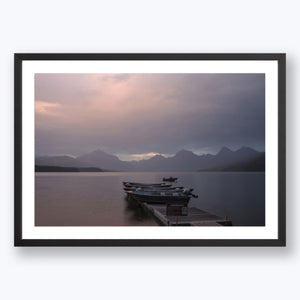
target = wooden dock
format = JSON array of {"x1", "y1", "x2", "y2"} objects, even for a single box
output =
[{"x1": 140, "y1": 202, "x2": 232, "y2": 226}]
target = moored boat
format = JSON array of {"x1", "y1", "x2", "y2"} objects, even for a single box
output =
[
  {"x1": 123, "y1": 182, "x2": 172, "y2": 189},
  {"x1": 123, "y1": 181, "x2": 170, "y2": 187},
  {"x1": 126, "y1": 188, "x2": 197, "y2": 204},
  {"x1": 123, "y1": 186, "x2": 185, "y2": 192},
  {"x1": 162, "y1": 176, "x2": 178, "y2": 182}
]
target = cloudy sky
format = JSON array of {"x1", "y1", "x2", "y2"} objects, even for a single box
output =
[{"x1": 35, "y1": 73, "x2": 265, "y2": 160}]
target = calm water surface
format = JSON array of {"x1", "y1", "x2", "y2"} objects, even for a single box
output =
[{"x1": 35, "y1": 172, "x2": 265, "y2": 226}]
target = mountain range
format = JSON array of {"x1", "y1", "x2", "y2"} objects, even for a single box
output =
[{"x1": 35, "y1": 147, "x2": 265, "y2": 172}]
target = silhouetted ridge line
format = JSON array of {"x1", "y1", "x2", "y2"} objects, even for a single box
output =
[{"x1": 35, "y1": 146, "x2": 265, "y2": 172}]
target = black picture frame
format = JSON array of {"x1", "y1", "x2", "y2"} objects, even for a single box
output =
[{"x1": 14, "y1": 53, "x2": 286, "y2": 247}]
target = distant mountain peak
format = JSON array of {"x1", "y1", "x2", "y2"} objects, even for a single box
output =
[
  {"x1": 78, "y1": 149, "x2": 120, "y2": 159},
  {"x1": 89, "y1": 149, "x2": 109, "y2": 155},
  {"x1": 217, "y1": 146, "x2": 233, "y2": 155},
  {"x1": 76, "y1": 148, "x2": 126, "y2": 170},
  {"x1": 93, "y1": 149, "x2": 105, "y2": 153},
  {"x1": 236, "y1": 146, "x2": 257, "y2": 153},
  {"x1": 178, "y1": 149, "x2": 191, "y2": 153},
  {"x1": 175, "y1": 149, "x2": 195, "y2": 156},
  {"x1": 150, "y1": 154, "x2": 165, "y2": 160}
]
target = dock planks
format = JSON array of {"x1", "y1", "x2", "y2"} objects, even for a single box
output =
[{"x1": 141, "y1": 203, "x2": 232, "y2": 226}]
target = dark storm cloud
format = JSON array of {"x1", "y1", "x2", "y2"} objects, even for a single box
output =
[{"x1": 35, "y1": 73, "x2": 265, "y2": 158}]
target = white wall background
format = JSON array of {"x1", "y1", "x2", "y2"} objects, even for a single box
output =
[{"x1": 0, "y1": 0, "x2": 297, "y2": 299}]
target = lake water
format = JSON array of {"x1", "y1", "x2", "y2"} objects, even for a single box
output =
[{"x1": 35, "y1": 172, "x2": 265, "y2": 226}]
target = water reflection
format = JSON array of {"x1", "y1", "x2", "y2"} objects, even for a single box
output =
[
  {"x1": 124, "y1": 196, "x2": 155, "y2": 223},
  {"x1": 35, "y1": 172, "x2": 265, "y2": 226}
]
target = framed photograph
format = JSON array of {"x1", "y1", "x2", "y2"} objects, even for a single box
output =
[{"x1": 14, "y1": 53, "x2": 286, "y2": 246}]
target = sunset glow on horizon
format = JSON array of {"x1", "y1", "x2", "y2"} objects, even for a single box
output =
[{"x1": 117, "y1": 152, "x2": 173, "y2": 161}]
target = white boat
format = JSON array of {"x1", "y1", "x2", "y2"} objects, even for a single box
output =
[
  {"x1": 123, "y1": 186, "x2": 184, "y2": 192},
  {"x1": 123, "y1": 182, "x2": 171, "y2": 187},
  {"x1": 126, "y1": 188, "x2": 197, "y2": 204}
]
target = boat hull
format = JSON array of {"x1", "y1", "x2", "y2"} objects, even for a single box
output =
[
  {"x1": 123, "y1": 182, "x2": 171, "y2": 187},
  {"x1": 123, "y1": 186, "x2": 184, "y2": 192},
  {"x1": 126, "y1": 191, "x2": 190, "y2": 204},
  {"x1": 162, "y1": 177, "x2": 178, "y2": 182}
]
